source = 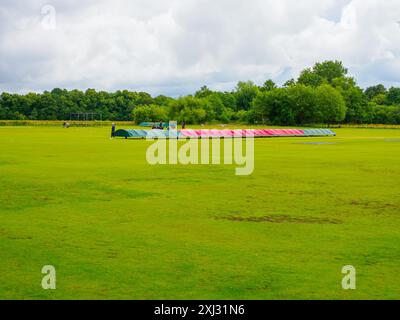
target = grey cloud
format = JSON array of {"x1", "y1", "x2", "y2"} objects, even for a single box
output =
[{"x1": 0, "y1": 0, "x2": 400, "y2": 96}]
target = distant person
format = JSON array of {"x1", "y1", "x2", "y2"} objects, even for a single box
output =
[
  {"x1": 111, "y1": 123, "x2": 116, "y2": 138},
  {"x1": 182, "y1": 121, "x2": 186, "y2": 129},
  {"x1": 159, "y1": 122, "x2": 163, "y2": 130}
]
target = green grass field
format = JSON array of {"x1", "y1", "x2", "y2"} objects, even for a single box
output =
[{"x1": 1, "y1": 126, "x2": 399, "y2": 300}]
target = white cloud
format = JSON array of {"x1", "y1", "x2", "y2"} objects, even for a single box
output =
[{"x1": 0, "y1": 0, "x2": 400, "y2": 95}]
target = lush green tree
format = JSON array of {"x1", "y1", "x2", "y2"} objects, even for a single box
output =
[
  {"x1": 261, "y1": 79, "x2": 277, "y2": 92},
  {"x1": 297, "y1": 69, "x2": 325, "y2": 87},
  {"x1": 29, "y1": 108, "x2": 39, "y2": 120},
  {"x1": 131, "y1": 104, "x2": 168, "y2": 123},
  {"x1": 195, "y1": 86, "x2": 213, "y2": 99},
  {"x1": 218, "y1": 92, "x2": 236, "y2": 110},
  {"x1": 283, "y1": 78, "x2": 296, "y2": 87},
  {"x1": 252, "y1": 88, "x2": 294, "y2": 125},
  {"x1": 315, "y1": 84, "x2": 347, "y2": 124},
  {"x1": 251, "y1": 83, "x2": 345, "y2": 125},
  {"x1": 342, "y1": 86, "x2": 368, "y2": 123},
  {"x1": 371, "y1": 93, "x2": 387, "y2": 105},
  {"x1": 297, "y1": 60, "x2": 348, "y2": 88},
  {"x1": 364, "y1": 84, "x2": 386, "y2": 101},
  {"x1": 365, "y1": 104, "x2": 400, "y2": 124},
  {"x1": 204, "y1": 94, "x2": 224, "y2": 121},
  {"x1": 313, "y1": 60, "x2": 348, "y2": 84},
  {"x1": 331, "y1": 77, "x2": 357, "y2": 91},
  {"x1": 0, "y1": 93, "x2": 27, "y2": 120},
  {"x1": 386, "y1": 87, "x2": 400, "y2": 105},
  {"x1": 235, "y1": 81, "x2": 259, "y2": 110},
  {"x1": 287, "y1": 84, "x2": 319, "y2": 124},
  {"x1": 236, "y1": 110, "x2": 250, "y2": 123},
  {"x1": 330, "y1": 78, "x2": 368, "y2": 123},
  {"x1": 154, "y1": 95, "x2": 174, "y2": 106},
  {"x1": 168, "y1": 96, "x2": 208, "y2": 124},
  {"x1": 36, "y1": 92, "x2": 58, "y2": 120}
]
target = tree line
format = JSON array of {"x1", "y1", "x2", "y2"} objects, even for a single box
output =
[{"x1": 1, "y1": 60, "x2": 400, "y2": 125}]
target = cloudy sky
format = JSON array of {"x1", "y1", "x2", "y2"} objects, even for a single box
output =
[{"x1": 1, "y1": 0, "x2": 400, "y2": 96}]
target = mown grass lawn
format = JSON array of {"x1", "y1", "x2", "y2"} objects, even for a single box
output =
[{"x1": 0, "y1": 126, "x2": 399, "y2": 299}]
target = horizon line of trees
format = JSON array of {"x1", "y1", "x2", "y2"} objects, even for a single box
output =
[{"x1": 1, "y1": 60, "x2": 400, "y2": 125}]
